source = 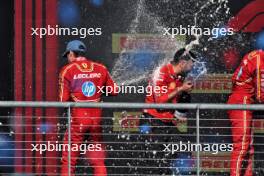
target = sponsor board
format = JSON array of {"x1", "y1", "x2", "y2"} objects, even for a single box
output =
[
  {"x1": 113, "y1": 111, "x2": 187, "y2": 132},
  {"x1": 112, "y1": 33, "x2": 186, "y2": 53},
  {"x1": 113, "y1": 112, "x2": 141, "y2": 132},
  {"x1": 191, "y1": 74, "x2": 232, "y2": 94},
  {"x1": 192, "y1": 152, "x2": 230, "y2": 172},
  {"x1": 253, "y1": 119, "x2": 264, "y2": 133}
]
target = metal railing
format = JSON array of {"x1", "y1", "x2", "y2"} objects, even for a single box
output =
[{"x1": 0, "y1": 101, "x2": 264, "y2": 175}]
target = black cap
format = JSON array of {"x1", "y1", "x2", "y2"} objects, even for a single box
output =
[{"x1": 173, "y1": 48, "x2": 196, "y2": 63}]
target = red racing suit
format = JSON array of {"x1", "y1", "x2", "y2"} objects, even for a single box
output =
[
  {"x1": 144, "y1": 63, "x2": 184, "y2": 122},
  {"x1": 59, "y1": 57, "x2": 117, "y2": 176},
  {"x1": 227, "y1": 50, "x2": 264, "y2": 176}
]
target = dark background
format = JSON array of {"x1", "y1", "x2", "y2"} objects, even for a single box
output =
[{"x1": 0, "y1": 0, "x2": 14, "y2": 132}]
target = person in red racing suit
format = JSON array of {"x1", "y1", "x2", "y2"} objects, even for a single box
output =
[
  {"x1": 144, "y1": 62, "x2": 190, "y2": 121},
  {"x1": 59, "y1": 40, "x2": 117, "y2": 176},
  {"x1": 141, "y1": 48, "x2": 195, "y2": 175},
  {"x1": 227, "y1": 49, "x2": 264, "y2": 176},
  {"x1": 144, "y1": 48, "x2": 195, "y2": 122}
]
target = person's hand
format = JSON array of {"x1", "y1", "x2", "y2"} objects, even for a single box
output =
[
  {"x1": 175, "y1": 116, "x2": 187, "y2": 123},
  {"x1": 173, "y1": 110, "x2": 187, "y2": 125},
  {"x1": 172, "y1": 116, "x2": 187, "y2": 126},
  {"x1": 179, "y1": 81, "x2": 193, "y2": 93}
]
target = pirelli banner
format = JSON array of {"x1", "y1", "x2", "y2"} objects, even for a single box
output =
[
  {"x1": 112, "y1": 33, "x2": 186, "y2": 53},
  {"x1": 192, "y1": 74, "x2": 232, "y2": 94},
  {"x1": 113, "y1": 112, "x2": 188, "y2": 133},
  {"x1": 193, "y1": 152, "x2": 230, "y2": 172}
]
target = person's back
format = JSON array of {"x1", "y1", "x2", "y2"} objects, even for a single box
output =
[
  {"x1": 59, "y1": 40, "x2": 117, "y2": 176},
  {"x1": 229, "y1": 49, "x2": 264, "y2": 103},
  {"x1": 59, "y1": 57, "x2": 117, "y2": 126},
  {"x1": 59, "y1": 57, "x2": 116, "y2": 103}
]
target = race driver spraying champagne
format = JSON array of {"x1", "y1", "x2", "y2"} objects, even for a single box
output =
[{"x1": 227, "y1": 49, "x2": 264, "y2": 176}]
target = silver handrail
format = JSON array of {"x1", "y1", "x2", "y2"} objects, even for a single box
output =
[{"x1": 3, "y1": 101, "x2": 264, "y2": 175}]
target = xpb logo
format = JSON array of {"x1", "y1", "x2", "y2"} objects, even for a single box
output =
[{"x1": 82, "y1": 81, "x2": 96, "y2": 97}]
